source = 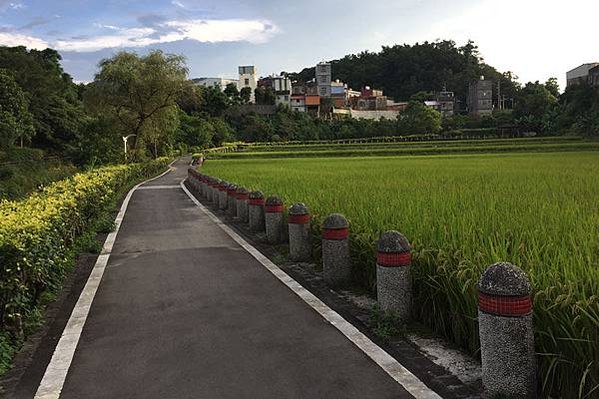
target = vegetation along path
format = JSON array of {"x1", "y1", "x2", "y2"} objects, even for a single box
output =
[{"x1": 28, "y1": 158, "x2": 438, "y2": 399}]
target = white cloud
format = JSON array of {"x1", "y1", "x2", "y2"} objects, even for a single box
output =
[
  {"x1": 93, "y1": 23, "x2": 120, "y2": 30},
  {"x1": 54, "y1": 27, "x2": 155, "y2": 52},
  {"x1": 9, "y1": 2, "x2": 24, "y2": 9},
  {"x1": 0, "y1": 31, "x2": 48, "y2": 49},
  {"x1": 5, "y1": 18, "x2": 279, "y2": 52},
  {"x1": 165, "y1": 19, "x2": 279, "y2": 44},
  {"x1": 171, "y1": 0, "x2": 185, "y2": 8}
]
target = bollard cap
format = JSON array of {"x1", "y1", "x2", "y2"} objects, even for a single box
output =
[
  {"x1": 322, "y1": 213, "x2": 349, "y2": 229},
  {"x1": 478, "y1": 262, "x2": 532, "y2": 317},
  {"x1": 322, "y1": 213, "x2": 349, "y2": 240},
  {"x1": 219, "y1": 181, "x2": 229, "y2": 190},
  {"x1": 289, "y1": 203, "x2": 309, "y2": 216},
  {"x1": 249, "y1": 190, "x2": 264, "y2": 199},
  {"x1": 377, "y1": 230, "x2": 411, "y2": 253},
  {"x1": 265, "y1": 196, "x2": 283, "y2": 206},
  {"x1": 288, "y1": 203, "x2": 310, "y2": 224},
  {"x1": 265, "y1": 196, "x2": 284, "y2": 213},
  {"x1": 376, "y1": 230, "x2": 411, "y2": 267},
  {"x1": 236, "y1": 187, "x2": 250, "y2": 200},
  {"x1": 227, "y1": 184, "x2": 238, "y2": 194},
  {"x1": 479, "y1": 262, "x2": 531, "y2": 296}
]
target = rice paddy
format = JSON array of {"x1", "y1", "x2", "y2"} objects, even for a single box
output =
[{"x1": 201, "y1": 149, "x2": 599, "y2": 398}]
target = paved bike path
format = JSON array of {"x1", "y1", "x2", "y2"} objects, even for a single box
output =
[{"x1": 46, "y1": 159, "x2": 417, "y2": 398}]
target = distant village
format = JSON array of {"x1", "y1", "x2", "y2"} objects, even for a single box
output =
[{"x1": 192, "y1": 62, "x2": 599, "y2": 121}]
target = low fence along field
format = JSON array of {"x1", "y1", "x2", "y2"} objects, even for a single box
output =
[
  {"x1": 200, "y1": 141, "x2": 599, "y2": 398},
  {"x1": 208, "y1": 136, "x2": 599, "y2": 159}
]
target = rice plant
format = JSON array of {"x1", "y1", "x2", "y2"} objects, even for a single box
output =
[{"x1": 202, "y1": 151, "x2": 599, "y2": 398}]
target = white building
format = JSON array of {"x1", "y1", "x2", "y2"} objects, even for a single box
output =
[
  {"x1": 238, "y1": 66, "x2": 257, "y2": 103},
  {"x1": 192, "y1": 77, "x2": 238, "y2": 91},
  {"x1": 271, "y1": 75, "x2": 292, "y2": 107},
  {"x1": 316, "y1": 62, "x2": 332, "y2": 97}
]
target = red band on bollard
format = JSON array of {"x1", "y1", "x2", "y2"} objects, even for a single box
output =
[
  {"x1": 288, "y1": 214, "x2": 310, "y2": 224},
  {"x1": 478, "y1": 292, "x2": 532, "y2": 316},
  {"x1": 377, "y1": 251, "x2": 411, "y2": 267},
  {"x1": 322, "y1": 228, "x2": 349, "y2": 240},
  {"x1": 237, "y1": 194, "x2": 249, "y2": 200},
  {"x1": 265, "y1": 204, "x2": 284, "y2": 213},
  {"x1": 248, "y1": 198, "x2": 265, "y2": 206}
]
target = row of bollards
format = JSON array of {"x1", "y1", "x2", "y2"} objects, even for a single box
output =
[{"x1": 186, "y1": 168, "x2": 537, "y2": 399}]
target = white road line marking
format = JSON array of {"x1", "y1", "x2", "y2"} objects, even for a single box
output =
[
  {"x1": 180, "y1": 180, "x2": 442, "y2": 399},
  {"x1": 34, "y1": 164, "x2": 175, "y2": 399}
]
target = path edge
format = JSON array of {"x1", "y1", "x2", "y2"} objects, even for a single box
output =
[
  {"x1": 33, "y1": 161, "x2": 176, "y2": 399},
  {"x1": 180, "y1": 179, "x2": 442, "y2": 399}
]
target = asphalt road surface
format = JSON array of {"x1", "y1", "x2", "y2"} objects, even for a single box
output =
[{"x1": 41, "y1": 159, "x2": 418, "y2": 398}]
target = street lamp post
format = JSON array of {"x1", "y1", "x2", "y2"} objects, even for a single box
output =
[{"x1": 122, "y1": 134, "x2": 136, "y2": 162}]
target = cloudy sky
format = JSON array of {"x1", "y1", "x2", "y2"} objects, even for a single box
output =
[{"x1": 0, "y1": 0, "x2": 597, "y2": 89}]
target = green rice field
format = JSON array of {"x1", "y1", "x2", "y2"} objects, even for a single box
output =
[{"x1": 201, "y1": 149, "x2": 599, "y2": 398}]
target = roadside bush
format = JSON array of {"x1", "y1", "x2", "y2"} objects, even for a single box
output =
[{"x1": 0, "y1": 157, "x2": 169, "y2": 371}]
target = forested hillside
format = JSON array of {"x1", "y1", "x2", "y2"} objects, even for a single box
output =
[{"x1": 290, "y1": 40, "x2": 521, "y2": 103}]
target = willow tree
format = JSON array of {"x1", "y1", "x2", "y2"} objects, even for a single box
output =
[{"x1": 85, "y1": 50, "x2": 188, "y2": 159}]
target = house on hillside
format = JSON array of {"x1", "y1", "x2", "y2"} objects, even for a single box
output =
[
  {"x1": 587, "y1": 65, "x2": 599, "y2": 87},
  {"x1": 192, "y1": 77, "x2": 238, "y2": 91},
  {"x1": 566, "y1": 63, "x2": 599, "y2": 87},
  {"x1": 238, "y1": 66, "x2": 258, "y2": 103},
  {"x1": 259, "y1": 75, "x2": 292, "y2": 107},
  {"x1": 316, "y1": 62, "x2": 332, "y2": 97},
  {"x1": 468, "y1": 76, "x2": 493, "y2": 116}
]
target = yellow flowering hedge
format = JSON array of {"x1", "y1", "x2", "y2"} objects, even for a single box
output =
[{"x1": 0, "y1": 158, "x2": 169, "y2": 341}]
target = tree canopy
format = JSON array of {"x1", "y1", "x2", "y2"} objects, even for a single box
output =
[
  {"x1": 290, "y1": 40, "x2": 521, "y2": 104},
  {"x1": 0, "y1": 70, "x2": 35, "y2": 149},
  {"x1": 0, "y1": 46, "x2": 84, "y2": 153},
  {"x1": 85, "y1": 50, "x2": 188, "y2": 158}
]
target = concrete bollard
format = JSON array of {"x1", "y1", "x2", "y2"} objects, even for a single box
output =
[
  {"x1": 265, "y1": 196, "x2": 285, "y2": 244},
  {"x1": 199, "y1": 175, "x2": 206, "y2": 198},
  {"x1": 226, "y1": 184, "x2": 238, "y2": 217},
  {"x1": 322, "y1": 213, "x2": 351, "y2": 286},
  {"x1": 206, "y1": 178, "x2": 214, "y2": 203},
  {"x1": 376, "y1": 231, "x2": 412, "y2": 321},
  {"x1": 195, "y1": 172, "x2": 201, "y2": 194},
  {"x1": 218, "y1": 182, "x2": 229, "y2": 211},
  {"x1": 236, "y1": 187, "x2": 250, "y2": 223},
  {"x1": 248, "y1": 191, "x2": 265, "y2": 232},
  {"x1": 288, "y1": 203, "x2": 311, "y2": 262},
  {"x1": 478, "y1": 262, "x2": 536, "y2": 399},
  {"x1": 212, "y1": 179, "x2": 223, "y2": 209}
]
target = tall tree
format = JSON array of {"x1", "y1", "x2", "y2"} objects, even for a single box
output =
[
  {"x1": 0, "y1": 70, "x2": 35, "y2": 149},
  {"x1": 239, "y1": 87, "x2": 252, "y2": 104},
  {"x1": 85, "y1": 50, "x2": 188, "y2": 158},
  {"x1": 254, "y1": 86, "x2": 276, "y2": 105},
  {"x1": 513, "y1": 81, "x2": 558, "y2": 131},
  {"x1": 200, "y1": 86, "x2": 230, "y2": 117},
  {"x1": 545, "y1": 77, "x2": 560, "y2": 98},
  {"x1": 398, "y1": 101, "x2": 442, "y2": 134},
  {"x1": 0, "y1": 46, "x2": 84, "y2": 153}
]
